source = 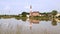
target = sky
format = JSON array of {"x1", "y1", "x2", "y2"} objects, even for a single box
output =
[{"x1": 0, "y1": 0, "x2": 60, "y2": 15}]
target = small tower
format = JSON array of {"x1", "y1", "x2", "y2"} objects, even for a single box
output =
[
  {"x1": 30, "y1": 5, "x2": 32, "y2": 16},
  {"x1": 30, "y1": 5, "x2": 32, "y2": 9}
]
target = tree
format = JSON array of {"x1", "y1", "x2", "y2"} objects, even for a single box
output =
[
  {"x1": 43, "y1": 12, "x2": 48, "y2": 16},
  {"x1": 51, "y1": 10, "x2": 58, "y2": 18},
  {"x1": 21, "y1": 12, "x2": 27, "y2": 17}
]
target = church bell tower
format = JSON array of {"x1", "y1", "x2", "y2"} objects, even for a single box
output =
[{"x1": 30, "y1": 5, "x2": 32, "y2": 16}]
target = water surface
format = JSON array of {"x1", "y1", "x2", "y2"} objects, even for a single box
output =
[{"x1": 0, "y1": 18, "x2": 60, "y2": 34}]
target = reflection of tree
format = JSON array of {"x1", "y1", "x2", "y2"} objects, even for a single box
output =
[
  {"x1": 15, "y1": 17, "x2": 20, "y2": 20},
  {"x1": 21, "y1": 17, "x2": 27, "y2": 21},
  {"x1": 42, "y1": 18, "x2": 50, "y2": 21},
  {"x1": 15, "y1": 16, "x2": 20, "y2": 20},
  {"x1": 0, "y1": 17, "x2": 1, "y2": 19},
  {"x1": 15, "y1": 18, "x2": 20, "y2": 20},
  {"x1": 58, "y1": 16, "x2": 60, "y2": 20},
  {"x1": 51, "y1": 19, "x2": 57, "y2": 26},
  {"x1": 58, "y1": 16, "x2": 60, "y2": 18},
  {"x1": 58, "y1": 18, "x2": 60, "y2": 20}
]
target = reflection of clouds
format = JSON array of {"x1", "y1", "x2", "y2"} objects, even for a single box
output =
[
  {"x1": 0, "y1": 19, "x2": 22, "y2": 34},
  {"x1": 0, "y1": 18, "x2": 60, "y2": 34}
]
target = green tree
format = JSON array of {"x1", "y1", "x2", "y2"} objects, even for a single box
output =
[
  {"x1": 51, "y1": 10, "x2": 58, "y2": 18},
  {"x1": 21, "y1": 12, "x2": 27, "y2": 17},
  {"x1": 43, "y1": 12, "x2": 48, "y2": 16}
]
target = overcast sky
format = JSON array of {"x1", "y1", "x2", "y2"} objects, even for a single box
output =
[{"x1": 0, "y1": 0, "x2": 60, "y2": 15}]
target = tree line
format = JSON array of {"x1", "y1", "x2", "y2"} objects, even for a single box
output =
[{"x1": 0, "y1": 10, "x2": 59, "y2": 18}]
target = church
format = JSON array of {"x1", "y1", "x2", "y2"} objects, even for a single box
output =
[{"x1": 29, "y1": 5, "x2": 40, "y2": 17}]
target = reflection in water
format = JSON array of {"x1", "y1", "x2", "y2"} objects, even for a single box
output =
[
  {"x1": 51, "y1": 19, "x2": 57, "y2": 26},
  {"x1": 15, "y1": 18, "x2": 20, "y2": 20},
  {"x1": 0, "y1": 17, "x2": 1, "y2": 19},
  {"x1": 55, "y1": 18, "x2": 60, "y2": 23},
  {"x1": 0, "y1": 18, "x2": 60, "y2": 34},
  {"x1": 29, "y1": 19, "x2": 39, "y2": 24},
  {"x1": 29, "y1": 19, "x2": 40, "y2": 30},
  {"x1": 21, "y1": 18, "x2": 27, "y2": 21},
  {"x1": 0, "y1": 19, "x2": 22, "y2": 34},
  {"x1": 15, "y1": 17, "x2": 27, "y2": 21}
]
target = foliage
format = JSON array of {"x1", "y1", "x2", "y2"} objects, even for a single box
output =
[
  {"x1": 51, "y1": 10, "x2": 58, "y2": 18},
  {"x1": 21, "y1": 12, "x2": 27, "y2": 17},
  {"x1": 21, "y1": 17, "x2": 27, "y2": 21},
  {"x1": 51, "y1": 10, "x2": 58, "y2": 16},
  {"x1": 58, "y1": 15, "x2": 60, "y2": 18}
]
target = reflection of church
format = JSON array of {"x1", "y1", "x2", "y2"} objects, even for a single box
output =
[
  {"x1": 29, "y1": 19, "x2": 39, "y2": 24},
  {"x1": 29, "y1": 19, "x2": 40, "y2": 30},
  {"x1": 29, "y1": 5, "x2": 40, "y2": 29}
]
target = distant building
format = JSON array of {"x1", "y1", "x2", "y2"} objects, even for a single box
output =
[
  {"x1": 39, "y1": 13, "x2": 45, "y2": 16},
  {"x1": 30, "y1": 11, "x2": 40, "y2": 16},
  {"x1": 26, "y1": 15, "x2": 29, "y2": 17},
  {"x1": 55, "y1": 13, "x2": 60, "y2": 17},
  {"x1": 29, "y1": 5, "x2": 40, "y2": 16}
]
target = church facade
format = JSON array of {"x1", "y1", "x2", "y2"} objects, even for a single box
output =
[{"x1": 29, "y1": 5, "x2": 40, "y2": 17}]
